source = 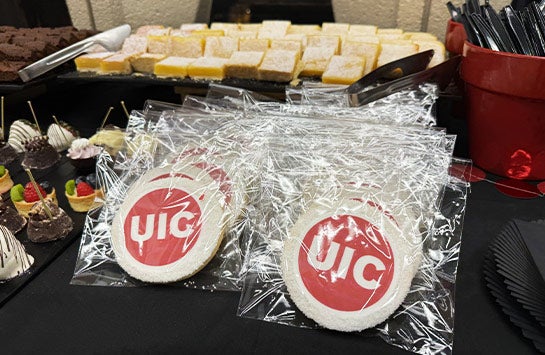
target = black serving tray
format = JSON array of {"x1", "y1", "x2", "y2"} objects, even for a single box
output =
[
  {"x1": 0, "y1": 156, "x2": 88, "y2": 306},
  {"x1": 57, "y1": 71, "x2": 294, "y2": 94}
]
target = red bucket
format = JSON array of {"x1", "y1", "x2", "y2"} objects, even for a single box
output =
[
  {"x1": 445, "y1": 19, "x2": 467, "y2": 55},
  {"x1": 460, "y1": 41, "x2": 545, "y2": 180}
]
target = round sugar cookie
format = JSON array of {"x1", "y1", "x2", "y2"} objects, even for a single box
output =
[
  {"x1": 282, "y1": 197, "x2": 422, "y2": 332},
  {"x1": 112, "y1": 177, "x2": 226, "y2": 283}
]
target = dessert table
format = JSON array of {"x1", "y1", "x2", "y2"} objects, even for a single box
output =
[{"x1": 0, "y1": 81, "x2": 543, "y2": 354}]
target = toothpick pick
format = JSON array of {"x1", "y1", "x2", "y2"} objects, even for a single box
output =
[
  {"x1": 52, "y1": 115, "x2": 68, "y2": 143},
  {"x1": 27, "y1": 101, "x2": 41, "y2": 133},
  {"x1": 120, "y1": 101, "x2": 130, "y2": 120},
  {"x1": 100, "y1": 106, "x2": 114, "y2": 130},
  {"x1": 1, "y1": 96, "x2": 4, "y2": 141},
  {"x1": 24, "y1": 168, "x2": 53, "y2": 221}
]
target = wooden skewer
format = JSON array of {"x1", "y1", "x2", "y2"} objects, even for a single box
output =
[
  {"x1": 27, "y1": 101, "x2": 41, "y2": 133},
  {"x1": 1, "y1": 96, "x2": 4, "y2": 141},
  {"x1": 52, "y1": 115, "x2": 68, "y2": 143},
  {"x1": 120, "y1": 101, "x2": 130, "y2": 120},
  {"x1": 100, "y1": 106, "x2": 114, "y2": 130},
  {"x1": 24, "y1": 168, "x2": 53, "y2": 221}
]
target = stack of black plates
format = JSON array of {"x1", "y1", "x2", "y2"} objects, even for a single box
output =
[{"x1": 483, "y1": 219, "x2": 545, "y2": 352}]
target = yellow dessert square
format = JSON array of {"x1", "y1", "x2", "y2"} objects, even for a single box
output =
[
  {"x1": 225, "y1": 30, "x2": 257, "y2": 39},
  {"x1": 258, "y1": 49, "x2": 298, "y2": 82},
  {"x1": 413, "y1": 40, "x2": 445, "y2": 67},
  {"x1": 321, "y1": 22, "x2": 350, "y2": 34},
  {"x1": 238, "y1": 23, "x2": 262, "y2": 32},
  {"x1": 377, "y1": 41, "x2": 419, "y2": 67},
  {"x1": 341, "y1": 41, "x2": 380, "y2": 74},
  {"x1": 404, "y1": 32, "x2": 437, "y2": 41},
  {"x1": 378, "y1": 33, "x2": 405, "y2": 41},
  {"x1": 187, "y1": 57, "x2": 228, "y2": 80},
  {"x1": 307, "y1": 35, "x2": 341, "y2": 54},
  {"x1": 204, "y1": 36, "x2": 238, "y2": 58},
  {"x1": 347, "y1": 35, "x2": 380, "y2": 44},
  {"x1": 322, "y1": 55, "x2": 365, "y2": 85},
  {"x1": 284, "y1": 33, "x2": 308, "y2": 47},
  {"x1": 74, "y1": 52, "x2": 114, "y2": 72},
  {"x1": 191, "y1": 29, "x2": 225, "y2": 37},
  {"x1": 349, "y1": 25, "x2": 377, "y2": 35},
  {"x1": 258, "y1": 20, "x2": 291, "y2": 40},
  {"x1": 100, "y1": 53, "x2": 133, "y2": 74},
  {"x1": 154, "y1": 56, "x2": 196, "y2": 77},
  {"x1": 180, "y1": 23, "x2": 208, "y2": 35},
  {"x1": 130, "y1": 53, "x2": 166, "y2": 74},
  {"x1": 377, "y1": 28, "x2": 404, "y2": 34},
  {"x1": 169, "y1": 36, "x2": 204, "y2": 58},
  {"x1": 287, "y1": 24, "x2": 321, "y2": 34},
  {"x1": 300, "y1": 46, "x2": 336, "y2": 77},
  {"x1": 225, "y1": 51, "x2": 264, "y2": 79},
  {"x1": 239, "y1": 38, "x2": 269, "y2": 52},
  {"x1": 135, "y1": 25, "x2": 165, "y2": 36},
  {"x1": 210, "y1": 23, "x2": 239, "y2": 31},
  {"x1": 121, "y1": 35, "x2": 147, "y2": 54},
  {"x1": 270, "y1": 39, "x2": 302, "y2": 56},
  {"x1": 147, "y1": 35, "x2": 170, "y2": 54}
]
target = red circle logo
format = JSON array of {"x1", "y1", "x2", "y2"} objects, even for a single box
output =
[
  {"x1": 297, "y1": 215, "x2": 394, "y2": 311},
  {"x1": 123, "y1": 188, "x2": 202, "y2": 266}
]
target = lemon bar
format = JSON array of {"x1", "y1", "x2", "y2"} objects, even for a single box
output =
[
  {"x1": 225, "y1": 51, "x2": 264, "y2": 79},
  {"x1": 404, "y1": 32, "x2": 437, "y2": 41},
  {"x1": 307, "y1": 35, "x2": 341, "y2": 54},
  {"x1": 413, "y1": 40, "x2": 445, "y2": 67},
  {"x1": 100, "y1": 53, "x2": 133, "y2": 74},
  {"x1": 349, "y1": 25, "x2": 377, "y2": 35},
  {"x1": 377, "y1": 28, "x2": 404, "y2": 35},
  {"x1": 258, "y1": 20, "x2": 291, "y2": 40},
  {"x1": 121, "y1": 35, "x2": 148, "y2": 54},
  {"x1": 341, "y1": 41, "x2": 379, "y2": 74},
  {"x1": 147, "y1": 34, "x2": 170, "y2": 54},
  {"x1": 135, "y1": 25, "x2": 165, "y2": 36},
  {"x1": 377, "y1": 41, "x2": 419, "y2": 67},
  {"x1": 210, "y1": 23, "x2": 239, "y2": 31},
  {"x1": 130, "y1": 53, "x2": 166, "y2": 74},
  {"x1": 322, "y1": 55, "x2": 365, "y2": 85},
  {"x1": 270, "y1": 39, "x2": 302, "y2": 56},
  {"x1": 300, "y1": 46, "x2": 336, "y2": 77},
  {"x1": 74, "y1": 52, "x2": 114, "y2": 72},
  {"x1": 225, "y1": 30, "x2": 257, "y2": 39},
  {"x1": 191, "y1": 29, "x2": 225, "y2": 37},
  {"x1": 169, "y1": 36, "x2": 204, "y2": 58},
  {"x1": 258, "y1": 49, "x2": 298, "y2": 82},
  {"x1": 187, "y1": 57, "x2": 228, "y2": 80},
  {"x1": 238, "y1": 23, "x2": 262, "y2": 32},
  {"x1": 287, "y1": 24, "x2": 321, "y2": 34},
  {"x1": 239, "y1": 38, "x2": 269, "y2": 52},
  {"x1": 154, "y1": 56, "x2": 196, "y2": 78},
  {"x1": 180, "y1": 23, "x2": 208, "y2": 35},
  {"x1": 204, "y1": 36, "x2": 238, "y2": 58},
  {"x1": 321, "y1": 22, "x2": 350, "y2": 35}
]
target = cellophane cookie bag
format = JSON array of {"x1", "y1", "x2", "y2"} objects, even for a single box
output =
[{"x1": 72, "y1": 102, "x2": 253, "y2": 290}]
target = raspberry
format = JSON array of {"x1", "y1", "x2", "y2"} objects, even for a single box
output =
[
  {"x1": 76, "y1": 181, "x2": 94, "y2": 197},
  {"x1": 23, "y1": 182, "x2": 47, "y2": 203}
]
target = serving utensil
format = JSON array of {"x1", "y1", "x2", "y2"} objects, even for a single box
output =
[
  {"x1": 345, "y1": 50, "x2": 434, "y2": 94},
  {"x1": 348, "y1": 55, "x2": 461, "y2": 107},
  {"x1": 18, "y1": 24, "x2": 131, "y2": 82}
]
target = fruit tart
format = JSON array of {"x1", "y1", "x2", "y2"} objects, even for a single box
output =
[
  {"x1": 65, "y1": 173, "x2": 103, "y2": 212},
  {"x1": 10, "y1": 181, "x2": 57, "y2": 218}
]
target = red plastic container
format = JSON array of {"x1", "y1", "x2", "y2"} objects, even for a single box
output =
[
  {"x1": 445, "y1": 19, "x2": 467, "y2": 55},
  {"x1": 461, "y1": 41, "x2": 545, "y2": 180}
]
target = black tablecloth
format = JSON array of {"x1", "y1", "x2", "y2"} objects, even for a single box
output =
[{"x1": 0, "y1": 82, "x2": 543, "y2": 354}]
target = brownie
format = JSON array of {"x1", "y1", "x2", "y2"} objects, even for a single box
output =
[
  {"x1": 0, "y1": 43, "x2": 32, "y2": 61},
  {"x1": 26, "y1": 41, "x2": 48, "y2": 60},
  {"x1": 0, "y1": 61, "x2": 26, "y2": 82},
  {"x1": 0, "y1": 26, "x2": 16, "y2": 33}
]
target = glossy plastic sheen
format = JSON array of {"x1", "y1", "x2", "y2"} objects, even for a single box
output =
[{"x1": 461, "y1": 41, "x2": 545, "y2": 180}]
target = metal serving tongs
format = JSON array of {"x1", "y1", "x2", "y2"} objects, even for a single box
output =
[
  {"x1": 348, "y1": 55, "x2": 462, "y2": 107},
  {"x1": 18, "y1": 24, "x2": 131, "y2": 82},
  {"x1": 345, "y1": 49, "x2": 434, "y2": 94}
]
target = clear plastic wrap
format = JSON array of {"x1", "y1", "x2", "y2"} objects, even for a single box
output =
[
  {"x1": 72, "y1": 81, "x2": 467, "y2": 354},
  {"x1": 72, "y1": 107, "x2": 250, "y2": 290}
]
